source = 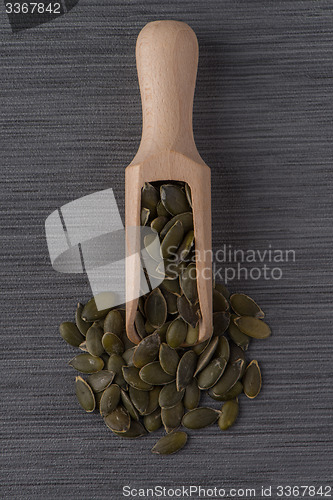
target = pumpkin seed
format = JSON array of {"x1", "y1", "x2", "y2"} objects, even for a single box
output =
[
  {"x1": 104, "y1": 405, "x2": 130, "y2": 433},
  {"x1": 129, "y1": 386, "x2": 150, "y2": 414},
  {"x1": 120, "y1": 389, "x2": 139, "y2": 421},
  {"x1": 139, "y1": 361, "x2": 175, "y2": 385},
  {"x1": 144, "y1": 386, "x2": 161, "y2": 415},
  {"x1": 94, "y1": 390, "x2": 103, "y2": 409},
  {"x1": 144, "y1": 288, "x2": 167, "y2": 329},
  {"x1": 177, "y1": 295, "x2": 200, "y2": 328},
  {"x1": 161, "y1": 277, "x2": 181, "y2": 296},
  {"x1": 166, "y1": 317, "x2": 187, "y2": 348},
  {"x1": 59, "y1": 321, "x2": 85, "y2": 347},
  {"x1": 229, "y1": 315, "x2": 250, "y2": 350},
  {"x1": 141, "y1": 182, "x2": 159, "y2": 217},
  {"x1": 234, "y1": 316, "x2": 271, "y2": 339},
  {"x1": 208, "y1": 380, "x2": 243, "y2": 402},
  {"x1": 159, "y1": 381, "x2": 184, "y2": 409},
  {"x1": 107, "y1": 353, "x2": 125, "y2": 374},
  {"x1": 185, "y1": 324, "x2": 199, "y2": 345},
  {"x1": 159, "y1": 343, "x2": 180, "y2": 376},
  {"x1": 99, "y1": 384, "x2": 121, "y2": 417},
  {"x1": 144, "y1": 408, "x2": 162, "y2": 432},
  {"x1": 160, "y1": 184, "x2": 190, "y2": 216},
  {"x1": 214, "y1": 283, "x2": 230, "y2": 299},
  {"x1": 81, "y1": 293, "x2": 115, "y2": 322},
  {"x1": 215, "y1": 335, "x2": 230, "y2": 361},
  {"x1": 185, "y1": 183, "x2": 192, "y2": 208},
  {"x1": 213, "y1": 311, "x2": 230, "y2": 336},
  {"x1": 218, "y1": 399, "x2": 239, "y2": 430},
  {"x1": 162, "y1": 288, "x2": 179, "y2": 315},
  {"x1": 141, "y1": 207, "x2": 150, "y2": 226},
  {"x1": 160, "y1": 212, "x2": 193, "y2": 240},
  {"x1": 75, "y1": 303, "x2": 92, "y2": 336},
  {"x1": 134, "y1": 310, "x2": 147, "y2": 339},
  {"x1": 144, "y1": 321, "x2": 155, "y2": 335},
  {"x1": 180, "y1": 263, "x2": 198, "y2": 304},
  {"x1": 68, "y1": 353, "x2": 104, "y2": 374},
  {"x1": 75, "y1": 376, "x2": 96, "y2": 412},
  {"x1": 122, "y1": 366, "x2": 153, "y2": 391},
  {"x1": 86, "y1": 325, "x2": 104, "y2": 357},
  {"x1": 194, "y1": 336, "x2": 219, "y2": 376},
  {"x1": 182, "y1": 407, "x2": 220, "y2": 429},
  {"x1": 161, "y1": 258, "x2": 187, "y2": 279},
  {"x1": 176, "y1": 350, "x2": 197, "y2": 391},
  {"x1": 151, "y1": 216, "x2": 169, "y2": 234},
  {"x1": 197, "y1": 356, "x2": 228, "y2": 390},
  {"x1": 183, "y1": 378, "x2": 200, "y2": 410},
  {"x1": 102, "y1": 332, "x2": 124, "y2": 355},
  {"x1": 104, "y1": 310, "x2": 124, "y2": 336},
  {"x1": 192, "y1": 339, "x2": 210, "y2": 355},
  {"x1": 155, "y1": 321, "x2": 172, "y2": 343},
  {"x1": 176, "y1": 230, "x2": 195, "y2": 262},
  {"x1": 161, "y1": 401, "x2": 184, "y2": 433},
  {"x1": 230, "y1": 293, "x2": 264, "y2": 319},
  {"x1": 157, "y1": 200, "x2": 169, "y2": 217},
  {"x1": 133, "y1": 332, "x2": 160, "y2": 368},
  {"x1": 210, "y1": 358, "x2": 244, "y2": 397},
  {"x1": 87, "y1": 370, "x2": 115, "y2": 393},
  {"x1": 213, "y1": 289, "x2": 230, "y2": 313},
  {"x1": 113, "y1": 420, "x2": 147, "y2": 439},
  {"x1": 242, "y1": 360, "x2": 262, "y2": 399},
  {"x1": 152, "y1": 431, "x2": 188, "y2": 455},
  {"x1": 160, "y1": 220, "x2": 184, "y2": 259}
]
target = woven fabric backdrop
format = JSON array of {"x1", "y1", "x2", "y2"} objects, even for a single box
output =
[{"x1": 1, "y1": 1, "x2": 332, "y2": 499}]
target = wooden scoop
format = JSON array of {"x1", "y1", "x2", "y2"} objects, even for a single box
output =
[{"x1": 125, "y1": 20, "x2": 212, "y2": 344}]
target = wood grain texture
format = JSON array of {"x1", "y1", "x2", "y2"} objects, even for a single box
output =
[{"x1": 1, "y1": 1, "x2": 332, "y2": 498}]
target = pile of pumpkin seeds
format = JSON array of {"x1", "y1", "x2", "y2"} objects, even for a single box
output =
[{"x1": 59, "y1": 181, "x2": 271, "y2": 455}]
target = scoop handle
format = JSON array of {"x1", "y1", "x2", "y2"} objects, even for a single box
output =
[{"x1": 132, "y1": 20, "x2": 203, "y2": 165}]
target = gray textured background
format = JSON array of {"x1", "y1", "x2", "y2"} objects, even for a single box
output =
[{"x1": 1, "y1": 1, "x2": 332, "y2": 499}]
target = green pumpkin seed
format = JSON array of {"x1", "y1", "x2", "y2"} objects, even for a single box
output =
[
  {"x1": 185, "y1": 324, "x2": 199, "y2": 345},
  {"x1": 155, "y1": 321, "x2": 172, "y2": 343},
  {"x1": 81, "y1": 293, "x2": 116, "y2": 322},
  {"x1": 122, "y1": 348, "x2": 136, "y2": 368},
  {"x1": 152, "y1": 430, "x2": 188, "y2": 455},
  {"x1": 229, "y1": 342, "x2": 246, "y2": 378},
  {"x1": 86, "y1": 325, "x2": 104, "y2": 357},
  {"x1": 213, "y1": 289, "x2": 230, "y2": 313},
  {"x1": 230, "y1": 293, "x2": 264, "y2": 319},
  {"x1": 138, "y1": 296, "x2": 145, "y2": 317},
  {"x1": 215, "y1": 335, "x2": 230, "y2": 361},
  {"x1": 133, "y1": 332, "x2": 160, "y2": 368},
  {"x1": 242, "y1": 360, "x2": 262, "y2": 399},
  {"x1": 141, "y1": 207, "x2": 150, "y2": 226},
  {"x1": 160, "y1": 220, "x2": 184, "y2": 259},
  {"x1": 176, "y1": 350, "x2": 197, "y2": 391},
  {"x1": 166, "y1": 318, "x2": 187, "y2": 348},
  {"x1": 102, "y1": 332, "x2": 124, "y2": 355},
  {"x1": 134, "y1": 310, "x2": 147, "y2": 339},
  {"x1": 213, "y1": 311, "x2": 230, "y2": 336},
  {"x1": 122, "y1": 366, "x2": 153, "y2": 391},
  {"x1": 161, "y1": 258, "x2": 187, "y2": 279},
  {"x1": 177, "y1": 295, "x2": 200, "y2": 328},
  {"x1": 183, "y1": 378, "x2": 200, "y2": 410},
  {"x1": 161, "y1": 278, "x2": 181, "y2": 296},
  {"x1": 159, "y1": 343, "x2": 180, "y2": 376},
  {"x1": 99, "y1": 384, "x2": 121, "y2": 417},
  {"x1": 208, "y1": 380, "x2": 243, "y2": 401},
  {"x1": 59, "y1": 321, "x2": 85, "y2": 347},
  {"x1": 161, "y1": 401, "x2": 184, "y2": 433},
  {"x1": 156, "y1": 200, "x2": 169, "y2": 217},
  {"x1": 210, "y1": 358, "x2": 244, "y2": 397},
  {"x1": 185, "y1": 183, "x2": 192, "y2": 208},
  {"x1": 161, "y1": 288, "x2": 179, "y2": 315},
  {"x1": 214, "y1": 283, "x2": 230, "y2": 299},
  {"x1": 197, "y1": 356, "x2": 228, "y2": 390},
  {"x1": 75, "y1": 303, "x2": 92, "y2": 336},
  {"x1": 94, "y1": 390, "x2": 103, "y2": 409},
  {"x1": 87, "y1": 370, "x2": 115, "y2": 393},
  {"x1": 104, "y1": 405, "x2": 130, "y2": 433},
  {"x1": 234, "y1": 316, "x2": 271, "y2": 339},
  {"x1": 144, "y1": 386, "x2": 161, "y2": 415},
  {"x1": 151, "y1": 216, "x2": 168, "y2": 233},
  {"x1": 192, "y1": 338, "x2": 210, "y2": 355},
  {"x1": 176, "y1": 230, "x2": 195, "y2": 262},
  {"x1": 159, "y1": 381, "x2": 184, "y2": 409},
  {"x1": 229, "y1": 315, "x2": 250, "y2": 350},
  {"x1": 69, "y1": 353, "x2": 104, "y2": 374},
  {"x1": 144, "y1": 408, "x2": 162, "y2": 432},
  {"x1": 182, "y1": 407, "x2": 220, "y2": 429},
  {"x1": 159, "y1": 212, "x2": 193, "y2": 240},
  {"x1": 104, "y1": 310, "x2": 124, "y2": 336},
  {"x1": 144, "y1": 288, "x2": 167, "y2": 329},
  {"x1": 129, "y1": 386, "x2": 150, "y2": 414},
  {"x1": 141, "y1": 182, "x2": 159, "y2": 217},
  {"x1": 194, "y1": 336, "x2": 219, "y2": 376},
  {"x1": 113, "y1": 420, "x2": 147, "y2": 439},
  {"x1": 180, "y1": 263, "x2": 198, "y2": 305},
  {"x1": 160, "y1": 184, "x2": 190, "y2": 216},
  {"x1": 139, "y1": 361, "x2": 175, "y2": 385},
  {"x1": 107, "y1": 353, "x2": 125, "y2": 374},
  {"x1": 120, "y1": 389, "x2": 139, "y2": 421},
  {"x1": 75, "y1": 376, "x2": 96, "y2": 412},
  {"x1": 144, "y1": 321, "x2": 155, "y2": 335},
  {"x1": 218, "y1": 399, "x2": 239, "y2": 430}
]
